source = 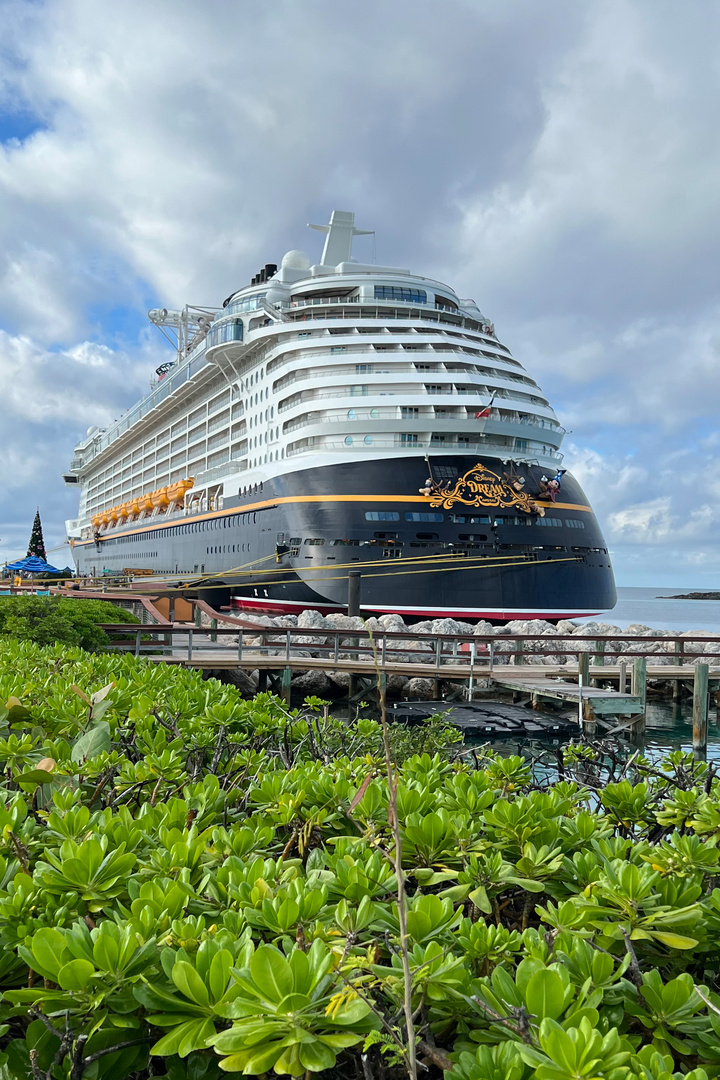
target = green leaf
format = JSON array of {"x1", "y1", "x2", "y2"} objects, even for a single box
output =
[
  {"x1": 151, "y1": 1019, "x2": 205, "y2": 1057},
  {"x1": 208, "y1": 949, "x2": 232, "y2": 1004},
  {"x1": 651, "y1": 931, "x2": 699, "y2": 949},
  {"x1": 172, "y1": 961, "x2": 210, "y2": 1008},
  {"x1": 29, "y1": 929, "x2": 66, "y2": 981},
  {"x1": 57, "y1": 959, "x2": 95, "y2": 991},
  {"x1": 299, "y1": 1039, "x2": 336, "y2": 1072},
  {"x1": 468, "y1": 885, "x2": 492, "y2": 913},
  {"x1": 525, "y1": 968, "x2": 567, "y2": 1021},
  {"x1": 71, "y1": 721, "x2": 111, "y2": 762},
  {"x1": 249, "y1": 945, "x2": 293, "y2": 1003}
]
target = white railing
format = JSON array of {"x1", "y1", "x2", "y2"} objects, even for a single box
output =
[{"x1": 286, "y1": 438, "x2": 563, "y2": 461}]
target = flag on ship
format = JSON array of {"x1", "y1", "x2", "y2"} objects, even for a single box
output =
[{"x1": 475, "y1": 394, "x2": 495, "y2": 419}]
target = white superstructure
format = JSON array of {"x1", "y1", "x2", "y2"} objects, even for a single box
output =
[{"x1": 65, "y1": 211, "x2": 564, "y2": 542}]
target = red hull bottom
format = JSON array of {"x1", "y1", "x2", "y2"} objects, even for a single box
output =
[{"x1": 230, "y1": 596, "x2": 602, "y2": 621}]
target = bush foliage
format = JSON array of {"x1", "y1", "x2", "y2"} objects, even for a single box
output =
[
  {"x1": 0, "y1": 597, "x2": 138, "y2": 651},
  {"x1": 0, "y1": 640, "x2": 718, "y2": 1079}
]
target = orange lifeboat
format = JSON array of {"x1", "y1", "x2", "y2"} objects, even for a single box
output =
[
  {"x1": 91, "y1": 515, "x2": 100, "y2": 529},
  {"x1": 108, "y1": 506, "x2": 119, "y2": 524},
  {"x1": 140, "y1": 493, "x2": 154, "y2": 513},
  {"x1": 167, "y1": 478, "x2": 194, "y2": 503},
  {"x1": 118, "y1": 503, "x2": 129, "y2": 521},
  {"x1": 100, "y1": 510, "x2": 110, "y2": 526},
  {"x1": 130, "y1": 498, "x2": 141, "y2": 517},
  {"x1": 151, "y1": 487, "x2": 170, "y2": 508}
]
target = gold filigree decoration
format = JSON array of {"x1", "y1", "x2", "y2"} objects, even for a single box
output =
[{"x1": 424, "y1": 463, "x2": 538, "y2": 512}]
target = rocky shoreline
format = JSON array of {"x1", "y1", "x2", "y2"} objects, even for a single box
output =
[
  {"x1": 663, "y1": 592, "x2": 720, "y2": 600},
  {"x1": 200, "y1": 607, "x2": 720, "y2": 701}
]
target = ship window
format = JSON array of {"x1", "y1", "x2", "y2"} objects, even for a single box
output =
[
  {"x1": 370, "y1": 408, "x2": 379, "y2": 419},
  {"x1": 416, "y1": 532, "x2": 439, "y2": 540},
  {"x1": 565, "y1": 518, "x2": 586, "y2": 529},
  {"x1": 364, "y1": 435, "x2": 373, "y2": 445},
  {"x1": 459, "y1": 533, "x2": 488, "y2": 541},
  {"x1": 536, "y1": 517, "x2": 562, "y2": 527},
  {"x1": 344, "y1": 436, "x2": 353, "y2": 445},
  {"x1": 383, "y1": 548, "x2": 402, "y2": 559},
  {"x1": 365, "y1": 512, "x2": 400, "y2": 521},
  {"x1": 347, "y1": 409, "x2": 357, "y2": 420},
  {"x1": 374, "y1": 286, "x2": 427, "y2": 303},
  {"x1": 400, "y1": 434, "x2": 418, "y2": 444},
  {"x1": 330, "y1": 346, "x2": 346, "y2": 354},
  {"x1": 304, "y1": 538, "x2": 325, "y2": 545},
  {"x1": 401, "y1": 407, "x2": 419, "y2": 418},
  {"x1": 405, "y1": 512, "x2": 444, "y2": 522}
]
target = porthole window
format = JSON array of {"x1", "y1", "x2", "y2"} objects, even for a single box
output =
[
  {"x1": 370, "y1": 408, "x2": 379, "y2": 419},
  {"x1": 344, "y1": 435, "x2": 353, "y2": 445},
  {"x1": 364, "y1": 435, "x2": 373, "y2": 445},
  {"x1": 347, "y1": 409, "x2": 357, "y2": 420}
]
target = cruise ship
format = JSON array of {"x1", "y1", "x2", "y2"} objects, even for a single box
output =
[{"x1": 65, "y1": 210, "x2": 616, "y2": 620}]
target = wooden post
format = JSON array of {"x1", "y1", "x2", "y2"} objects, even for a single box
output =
[
  {"x1": 673, "y1": 638, "x2": 684, "y2": 702},
  {"x1": 631, "y1": 656, "x2": 647, "y2": 735},
  {"x1": 168, "y1": 596, "x2": 175, "y2": 624},
  {"x1": 618, "y1": 659, "x2": 627, "y2": 695},
  {"x1": 258, "y1": 669, "x2": 268, "y2": 692},
  {"x1": 347, "y1": 572, "x2": 361, "y2": 617},
  {"x1": 592, "y1": 639, "x2": 605, "y2": 686},
  {"x1": 433, "y1": 678, "x2": 441, "y2": 700},
  {"x1": 693, "y1": 662, "x2": 709, "y2": 760},
  {"x1": 577, "y1": 650, "x2": 590, "y2": 686},
  {"x1": 194, "y1": 602, "x2": 202, "y2": 628},
  {"x1": 281, "y1": 666, "x2": 292, "y2": 706},
  {"x1": 210, "y1": 617, "x2": 217, "y2": 643},
  {"x1": 582, "y1": 700, "x2": 597, "y2": 737},
  {"x1": 514, "y1": 638, "x2": 525, "y2": 666}
]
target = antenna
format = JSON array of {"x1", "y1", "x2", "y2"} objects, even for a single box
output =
[
  {"x1": 147, "y1": 304, "x2": 219, "y2": 364},
  {"x1": 307, "y1": 210, "x2": 373, "y2": 267}
]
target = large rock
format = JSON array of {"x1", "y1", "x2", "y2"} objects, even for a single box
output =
[
  {"x1": 404, "y1": 677, "x2": 435, "y2": 700},
  {"x1": 377, "y1": 613, "x2": 407, "y2": 632},
  {"x1": 386, "y1": 674, "x2": 410, "y2": 696},
  {"x1": 325, "y1": 614, "x2": 367, "y2": 632},
  {"x1": 555, "y1": 619, "x2": 580, "y2": 634},
  {"x1": 204, "y1": 668, "x2": 258, "y2": 697},
  {"x1": 297, "y1": 609, "x2": 329, "y2": 629},
  {"x1": 430, "y1": 618, "x2": 470, "y2": 636},
  {"x1": 291, "y1": 670, "x2": 334, "y2": 696},
  {"x1": 472, "y1": 620, "x2": 497, "y2": 637},
  {"x1": 274, "y1": 614, "x2": 298, "y2": 627}
]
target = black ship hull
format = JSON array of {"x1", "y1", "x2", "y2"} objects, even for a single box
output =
[{"x1": 72, "y1": 455, "x2": 616, "y2": 621}]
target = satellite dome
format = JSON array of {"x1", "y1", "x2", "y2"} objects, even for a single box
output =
[
  {"x1": 281, "y1": 250, "x2": 311, "y2": 270},
  {"x1": 86, "y1": 425, "x2": 99, "y2": 437}
]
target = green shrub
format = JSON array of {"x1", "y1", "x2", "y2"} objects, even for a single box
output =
[
  {"x1": 0, "y1": 641, "x2": 717, "y2": 1079},
  {"x1": 0, "y1": 597, "x2": 138, "y2": 651}
]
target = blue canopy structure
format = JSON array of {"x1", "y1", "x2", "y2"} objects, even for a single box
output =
[{"x1": 5, "y1": 556, "x2": 61, "y2": 574}]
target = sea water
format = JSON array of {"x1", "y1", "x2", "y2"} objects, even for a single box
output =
[{"x1": 576, "y1": 586, "x2": 720, "y2": 633}]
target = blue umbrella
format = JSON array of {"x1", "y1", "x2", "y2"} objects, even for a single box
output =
[{"x1": 5, "y1": 555, "x2": 61, "y2": 574}]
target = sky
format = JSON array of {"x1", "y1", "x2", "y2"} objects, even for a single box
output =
[{"x1": 0, "y1": 0, "x2": 719, "y2": 588}]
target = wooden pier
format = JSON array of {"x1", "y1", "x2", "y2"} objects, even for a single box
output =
[{"x1": 99, "y1": 621, "x2": 720, "y2": 753}]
